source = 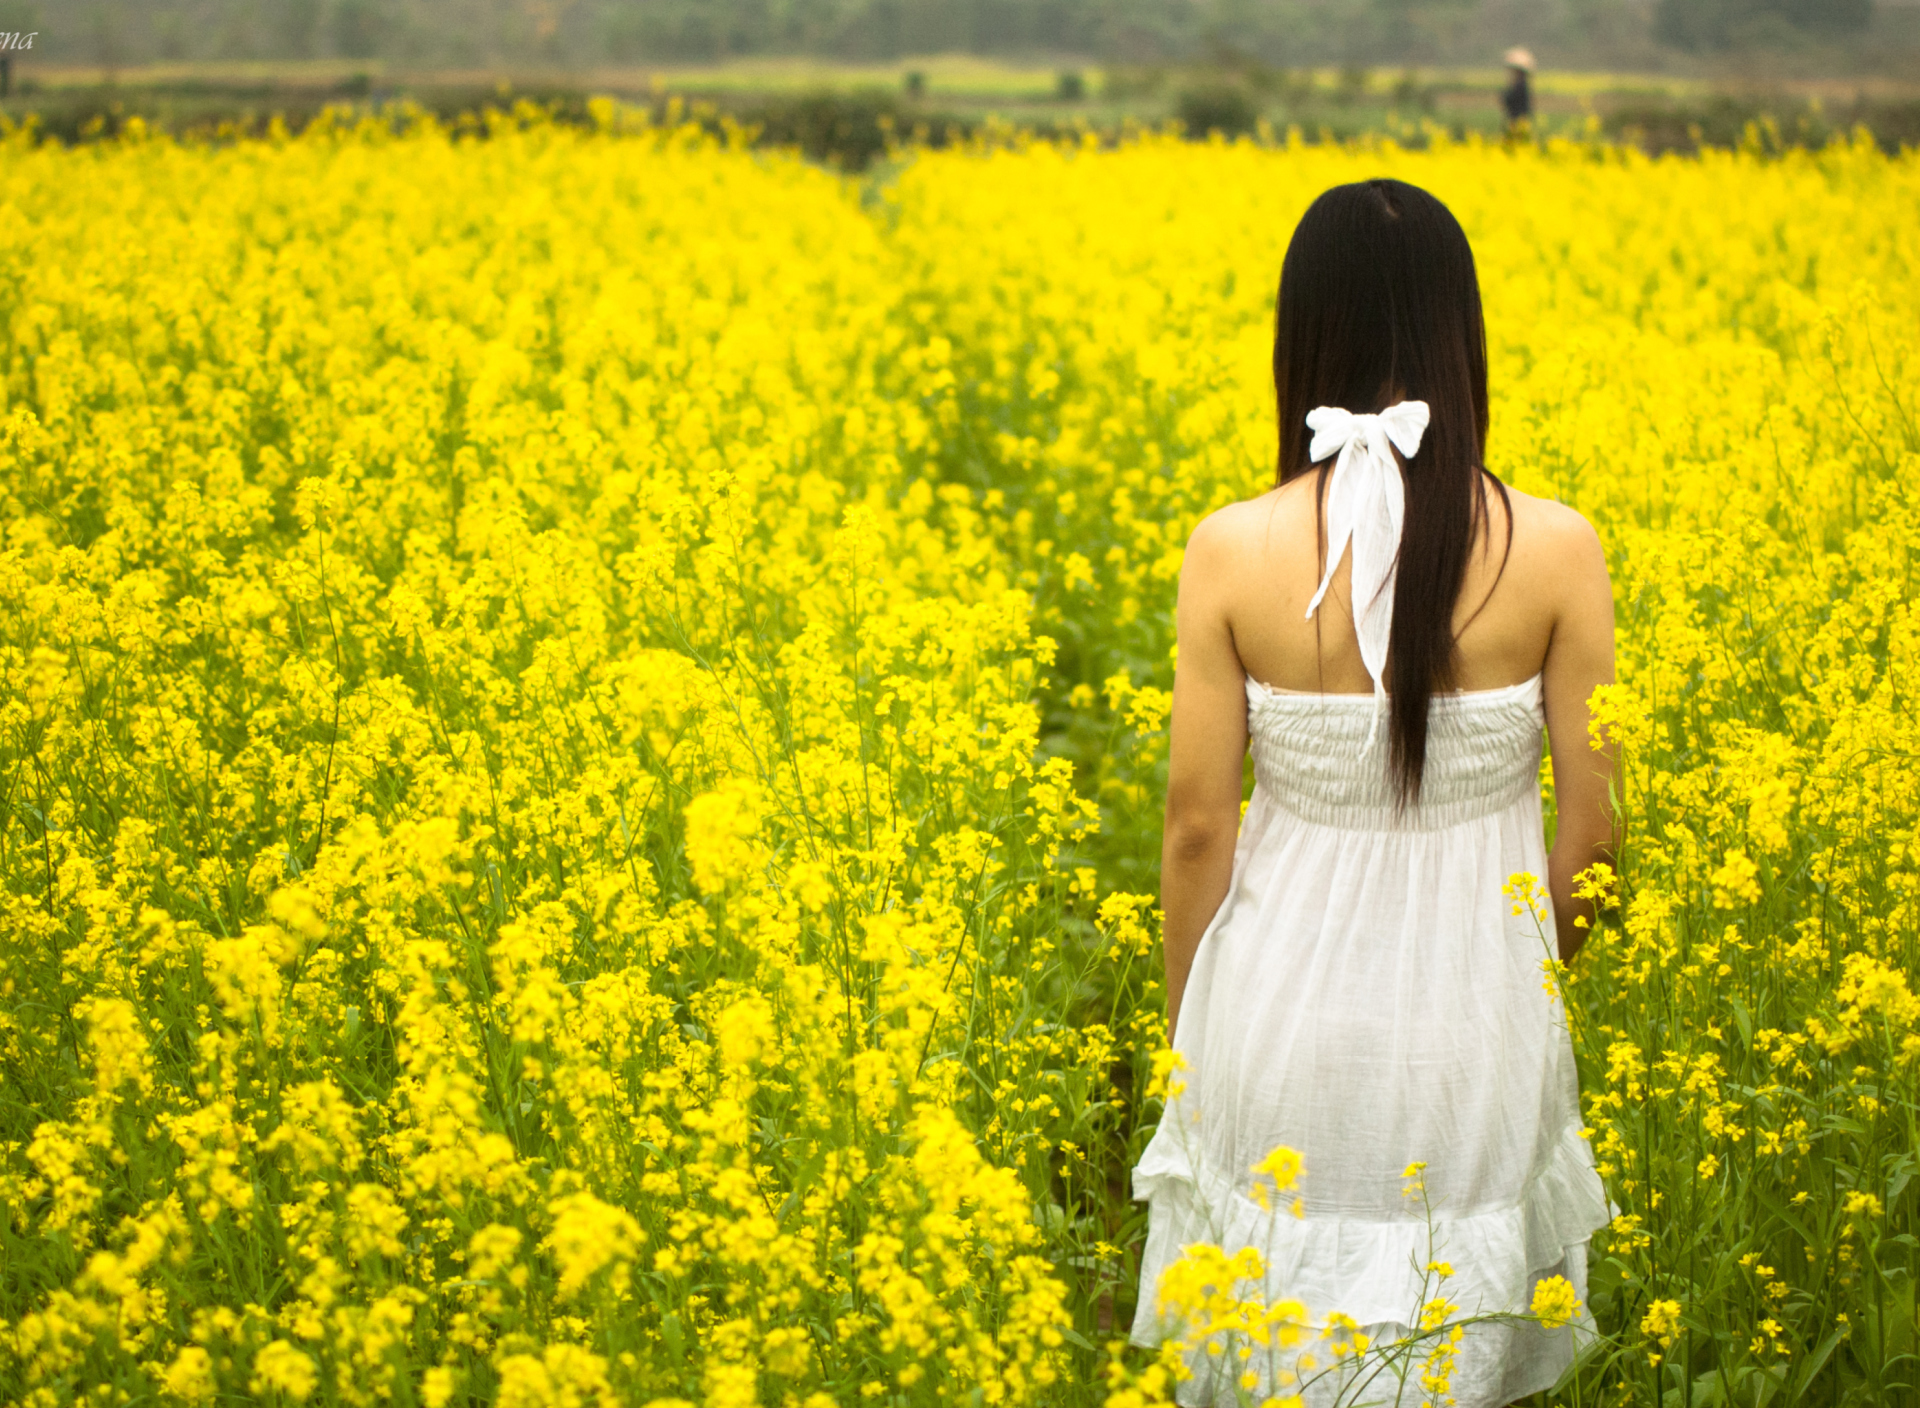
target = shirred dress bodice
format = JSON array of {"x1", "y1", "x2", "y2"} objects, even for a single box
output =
[{"x1": 1245, "y1": 675, "x2": 1546, "y2": 832}]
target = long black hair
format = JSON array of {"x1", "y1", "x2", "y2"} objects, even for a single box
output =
[{"x1": 1273, "y1": 177, "x2": 1508, "y2": 803}]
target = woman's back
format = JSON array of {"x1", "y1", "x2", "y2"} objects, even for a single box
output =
[{"x1": 1190, "y1": 472, "x2": 1602, "y2": 698}]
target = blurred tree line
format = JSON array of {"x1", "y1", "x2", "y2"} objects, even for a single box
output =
[{"x1": 12, "y1": 0, "x2": 1904, "y2": 69}]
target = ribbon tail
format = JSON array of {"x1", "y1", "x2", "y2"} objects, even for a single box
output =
[
  {"x1": 1304, "y1": 557, "x2": 1341, "y2": 620},
  {"x1": 1304, "y1": 442, "x2": 1356, "y2": 620},
  {"x1": 1360, "y1": 679, "x2": 1388, "y2": 759}
]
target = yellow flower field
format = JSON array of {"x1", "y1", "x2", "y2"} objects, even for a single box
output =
[{"x1": 0, "y1": 110, "x2": 1916, "y2": 1406}]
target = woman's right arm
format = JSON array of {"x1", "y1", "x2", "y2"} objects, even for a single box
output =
[
  {"x1": 1539, "y1": 511, "x2": 1616, "y2": 961},
  {"x1": 1160, "y1": 516, "x2": 1252, "y2": 1042}
]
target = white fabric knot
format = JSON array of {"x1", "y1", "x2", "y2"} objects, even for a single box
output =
[{"x1": 1302, "y1": 399, "x2": 1431, "y2": 751}]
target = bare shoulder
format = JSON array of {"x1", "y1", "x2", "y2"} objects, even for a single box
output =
[
  {"x1": 1500, "y1": 483, "x2": 1607, "y2": 576},
  {"x1": 1182, "y1": 485, "x2": 1301, "y2": 570},
  {"x1": 1493, "y1": 483, "x2": 1612, "y2": 643}
]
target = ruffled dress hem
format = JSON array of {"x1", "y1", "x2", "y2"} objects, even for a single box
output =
[{"x1": 1129, "y1": 1121, "x2": 1610, "y2": 1342}]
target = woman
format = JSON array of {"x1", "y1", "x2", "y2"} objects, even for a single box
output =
[{"x1": 1131, "y1": 179, "x2": 1615, "y2": 1406}]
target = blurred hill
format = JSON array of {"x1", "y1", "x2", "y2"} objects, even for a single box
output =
[{"x1": 10, "y1": 0, "x2": 1918, "y2": 74}]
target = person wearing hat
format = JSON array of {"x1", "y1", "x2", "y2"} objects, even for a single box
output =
[{"x1": 1501, "y1": 47, "x2": 1534, "y2": 131}]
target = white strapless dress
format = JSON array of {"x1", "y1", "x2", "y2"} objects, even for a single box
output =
[{"x1": 1131, "y1": 674, "x2": 1611, "y2": 1408}]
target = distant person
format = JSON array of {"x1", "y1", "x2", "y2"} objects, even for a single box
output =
[{"x1": 1501, "y1": 47, "x2": 1535, "y2": 130}]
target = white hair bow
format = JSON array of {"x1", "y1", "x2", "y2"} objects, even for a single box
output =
[{"x1": 1302, "y1": 399, "x2": 1431, "y2": 749}]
